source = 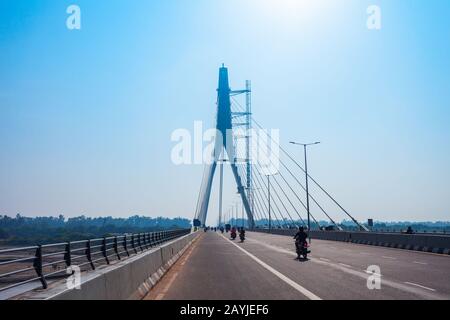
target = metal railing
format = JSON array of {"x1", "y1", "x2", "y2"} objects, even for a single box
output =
[
  {"x1": 253, "y1": 226, "x2": 449, "y2": 235},
  {"x1": 0, "y1": 229, "x2": 191, "y2": 293}
]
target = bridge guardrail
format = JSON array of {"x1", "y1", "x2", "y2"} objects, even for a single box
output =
[
  {"x1": 253, "y1": 228, "x2": 450, "y2": 255},
  {"x1": 0, "y1": 229, "x2": 191, "y2": 293}
]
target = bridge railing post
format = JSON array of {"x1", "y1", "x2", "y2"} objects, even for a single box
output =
[
  {"x1": 137, "y1": 233, "x2": 142, "y2": 252},
  {"x1": 64, "y1": 242, "x2": 72, "y2": 268},
  {"x1": 86, "y1": 240, "x2": 95, "y2": 270},
  {"x1": 123, "y1": 235, "x2": 130, "y2": 257},
  {"x1": 102, "y1": 237, "x2": 110, "y2": 264},
  {"x1": 131, "y1": 234, "x2": 137, "y2": 254},
  {"x1": 114, "y1": 236, "x2": 121, "y2": 260},
  {"x1": 142, "y1": 233, "x2": 148, "y2": 249},
  {"x1": 33, "y1": 245, "x2": 48, "y2": 289},
  {"x1": 146, "y1": 233, "x2": 151, "y2": 248}
]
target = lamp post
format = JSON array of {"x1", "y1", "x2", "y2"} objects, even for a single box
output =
[
  {"x1": 266, "y1": 172, "x2": 279, "y2": 234},
  {"x1": 218, "y1": 159, "x2": 228, "y2": 227},
  {"x1": 235, "y1": 202, "x2": 239, "y2": 227},
  {"x1": 242, "y1": 202, "x2": 245, "y2": 228},
  {"x1": 249, "y1": 187, "x2": 261, "y2": 228},
  {"x1": 232, "y1": 205, "x2": 235, "y2": 227},
  {"x1": 290, "y1": 141, "x2": 320, "y2": 242}
]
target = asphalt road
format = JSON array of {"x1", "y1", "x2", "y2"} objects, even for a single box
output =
[{"x1": 145, "y1": 231, "x2": 450, "y2": 300}]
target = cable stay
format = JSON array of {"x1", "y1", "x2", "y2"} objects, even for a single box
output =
[{"x1": 230, "y1": 97, "x2": 366, "y2": 231}]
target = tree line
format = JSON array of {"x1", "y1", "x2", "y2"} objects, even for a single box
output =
[{"x1": 0, "y1": 214, "x2": 192, "y2": 246}]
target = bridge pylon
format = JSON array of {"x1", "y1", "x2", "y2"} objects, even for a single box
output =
[{"x1": 194, "y1": 66, "x2": 255, "y2": 229}]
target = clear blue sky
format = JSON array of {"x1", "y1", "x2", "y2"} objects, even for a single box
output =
[{"x1": 0, "y1": 0, "x2": 449, "y2": 224}]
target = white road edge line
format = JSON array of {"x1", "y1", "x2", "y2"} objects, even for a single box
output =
[
  {"x1": 220, "y1": 234, "x2": 322, "y2": 301},
  {"x1": 413, "y1": 261, "x2": 428, "y2": 265},
  {"x1": 404, "y1": 282, "x2": 436, "y2": 292},
  {"x1": 382, "y1": 256, "x2": 396, "y2": 260},
  {"x1": 339, "y1": 263, "x2": 352, "y2": 268}
]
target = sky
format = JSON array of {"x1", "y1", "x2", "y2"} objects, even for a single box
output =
[{"x1": 0, "y1": 0, "x2": 449, "y2": 224}]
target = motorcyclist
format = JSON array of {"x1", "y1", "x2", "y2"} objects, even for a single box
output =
[
  {"x1": 294, "y1": 227, "x2": 309, "y2": 259},
  {"x1": 239, "y1": 227, "x2": 246, "y2": 242},
  {"x1": 230, "y1": 227, "x2": 237, "y2": 240},
  {"x1": 294, "y1": 226, "x2": 307, "y2": 242}
]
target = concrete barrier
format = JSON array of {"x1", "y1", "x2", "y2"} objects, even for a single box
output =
[
  {"x1": 253, "y1": 229, "x2": 450, "y2": 255},
  {"x1": 17, "y1": 232, "x2": 199, "y2": 300},
  {"x1": 426, "y1": 235, "x2": 450, "y2": 254}
]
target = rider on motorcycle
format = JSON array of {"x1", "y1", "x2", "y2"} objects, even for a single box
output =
[
  {"x1": 294, "y1": 227, "x2": 309, "y2": 259},
  {"x1": 231, "y1": 227, "x2": 238, "y2": 240},
  {"x1": 239, "y1": 227, "x2": 246, "y2": 242},
  {"x1": 294, "y1": 227, "x2": 307, "y2": 242}
]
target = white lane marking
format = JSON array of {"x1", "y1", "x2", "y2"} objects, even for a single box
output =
[
  {"x1": 413, "y1": 261, "x2": 428, "y2": 265},
  {"x1": 382, "y1": 256, "x2": 396, "y2": 260},
  {"x1": 220, "y1": 235, "x2": 322, "y2": 300},
  {"x1": 365, "y1": 271, "x2": 382, "y2": 277},
  {"x1": 245, "y1": 237, "x2": 446, "y2": 300},
  {"x1": 404, "y1": 282, "x2": 436, "y2": 292},
  {"x1": 339, "y1": 263, "x2": 352, "y2": 268},
  {"x1": 320, "y1": 258, "x2": 331, "y2": 262}
]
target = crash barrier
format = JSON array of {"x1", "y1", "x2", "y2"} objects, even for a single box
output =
[
  {"x1": 2, "y1": 230, "x2": 198, "y2": 300},
  {"x1": 254, "y1": 229, "x2": 450, "y2": 255}
]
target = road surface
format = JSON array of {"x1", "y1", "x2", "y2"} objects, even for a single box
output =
[{"x1": 144, "y1": 231, "x2": 450, "y2": 300}]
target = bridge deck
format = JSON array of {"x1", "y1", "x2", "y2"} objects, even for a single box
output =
[{"x1": 145, "y1": 232, "x2": 450, "y2": 300}]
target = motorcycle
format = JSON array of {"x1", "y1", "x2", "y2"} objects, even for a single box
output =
[
  {"x1": 230, "y1": 231, "x2": 237, "y2": 240},
  {"x1": 239, "y1": 232, "x2": 245, "y2": 243},
  {"x1": 295, "y1": 240, "x2": 310, "y2": 260}
]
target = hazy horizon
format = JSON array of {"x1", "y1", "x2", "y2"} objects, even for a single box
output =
[{"x1": 2, "y1": 213, "x2": 450, "y2": 225}]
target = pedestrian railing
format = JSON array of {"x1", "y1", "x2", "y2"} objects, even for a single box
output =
[{"x1": 0, "y1": 229, "x2": 191, "y2": 292}]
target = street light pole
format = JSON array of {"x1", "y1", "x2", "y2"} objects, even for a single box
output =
[
  {"x1": 290, "y1": 141, "x2": 320, "y2": 243},
  {"x1": 304, "y1": 144, "x2": 310, "y2": 239},
  {"x1": 268, "y1": 175, "x2": 271, "y2": 233},
  {"x1": 242, "y1": 202, "x2": 245, "y2": 228},
  {"x1": 266, "y1": 172, "x2": 278, "y2": 234},
  {"x1": 218, "y1": 160, "x2": 226, "y2": 227},
  {"x1": 235, "y1": 202, "x2": 239, "y2": 227},
  {"x1": 232, "y1": 205, "x2": 235, "y2": 227}
]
